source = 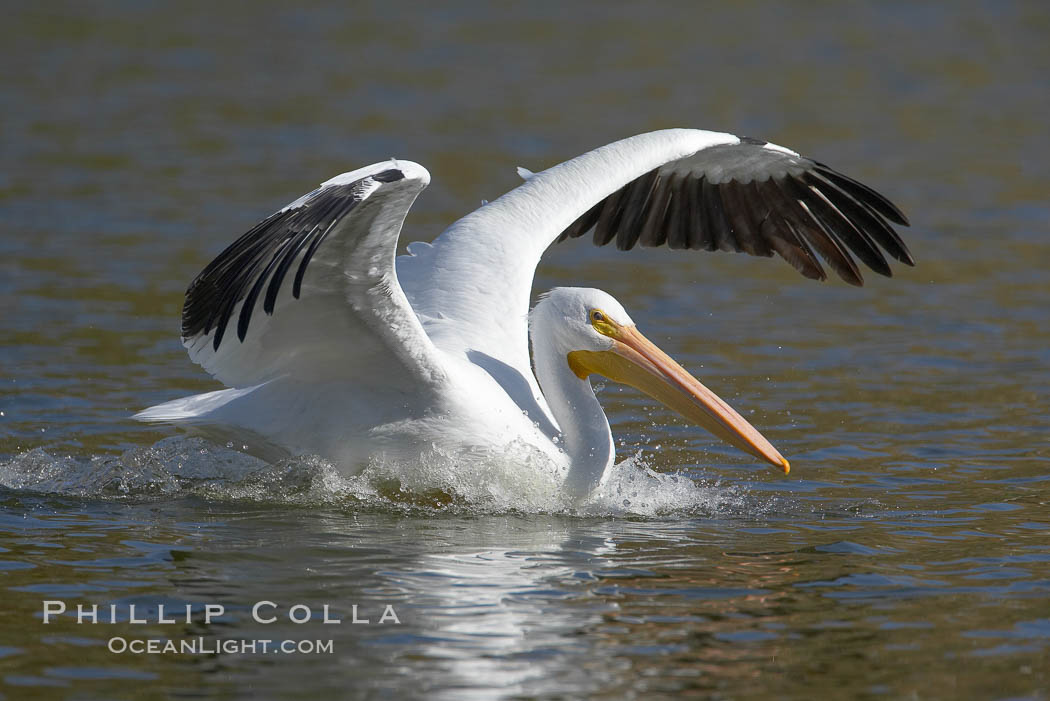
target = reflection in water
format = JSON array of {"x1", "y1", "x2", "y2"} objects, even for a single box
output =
[
  {"x1": 395, "y1": 525, "x2": 615, "y2": 697},
  {"x1": 1, "y1": 454, "x2": 1048, "y2": 697}
]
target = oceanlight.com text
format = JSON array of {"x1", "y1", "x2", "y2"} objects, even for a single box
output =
[{"x1": 108, "y1": 637, "x2": 334, "y2": 655}]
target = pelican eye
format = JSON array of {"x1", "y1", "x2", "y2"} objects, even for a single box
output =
[{"x1": 589, "y1": 309, "x2": 618, "y2": 337}]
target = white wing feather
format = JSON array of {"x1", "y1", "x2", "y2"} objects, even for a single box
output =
[
  {"x1": 181, "y1": 161, "x2": 446, "y2": 392},
  {"x1": 397, "y1": 129, "x2": 738, "y2": 382}
]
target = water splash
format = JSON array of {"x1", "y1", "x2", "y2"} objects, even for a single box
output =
[{"x1": 0, "y1": 436, "x2": 744, "y2": 517}]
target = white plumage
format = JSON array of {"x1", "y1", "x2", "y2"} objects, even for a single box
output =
[{"x1": 137, "y1": 129, "x2": 911, "y2": 497}]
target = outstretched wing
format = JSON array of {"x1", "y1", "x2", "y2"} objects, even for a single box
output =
[
  {"x1": 182, "y1": 161, "x2": 445, "y2": 391},
  {"x1": 397, "y1": 129, "x2": 911, "y2": 405},
  {"x1": 555, "y1": 136, "x2": 911, "y2": 285}
]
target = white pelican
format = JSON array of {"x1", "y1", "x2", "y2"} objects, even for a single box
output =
[{"x1": 136, "y1": 129, "x2": 911, "y2": 497}]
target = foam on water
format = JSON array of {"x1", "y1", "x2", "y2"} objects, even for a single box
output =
[{"x1": 0, "y1": 436, "x2": 745, "y2": 517}]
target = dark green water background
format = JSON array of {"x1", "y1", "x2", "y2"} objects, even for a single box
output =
[{"x1": 2, "y1": 2, "x2": 1049, "y2": 699}]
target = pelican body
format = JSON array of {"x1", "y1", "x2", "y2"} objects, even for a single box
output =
[{"x1": 137, "y1": 130, "x2": 911, "y2": 497}]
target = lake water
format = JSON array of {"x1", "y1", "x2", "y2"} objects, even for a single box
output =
[{"x1": 2, "y1": 2, "x2": 1049, "y2": 698}]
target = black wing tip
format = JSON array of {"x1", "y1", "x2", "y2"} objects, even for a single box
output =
[
  {"x1": 373, "y1": 168, "x2": 405, "y2": 183},
  {"x1": 551, "y1": 144, "x2": 913, "y2": 286},
  {"x1": 181, "y1": 173, "x2": 382, "y2": 353},
  {"x1": 812, "y1": 162, "x2": 911, "y2": 227},
  {"x1": 211, "y1": 322, "x2": 224, "y2": 350},
  {"x1": 881, "y1": 207, "x2": 910, "y2": 228},
  {"x1": 800, "y1": 163, "x2": 915, "y2": 277}
]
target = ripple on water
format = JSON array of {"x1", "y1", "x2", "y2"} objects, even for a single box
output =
[{"x1": 0, "y1": 436, "x2": 750, "y2": 518}]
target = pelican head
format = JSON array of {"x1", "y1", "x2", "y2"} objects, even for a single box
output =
[{"x1": 532, "y1": 287, "x2": 790, "y2": 474}]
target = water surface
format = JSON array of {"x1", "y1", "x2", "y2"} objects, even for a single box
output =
[{"x1": 2, "y1": 2, "x2": 1049, "y2": 698}]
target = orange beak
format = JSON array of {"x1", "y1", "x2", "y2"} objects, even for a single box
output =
[{"x1": 568, "y1": 325, "x2": 790, "y2": 473}]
